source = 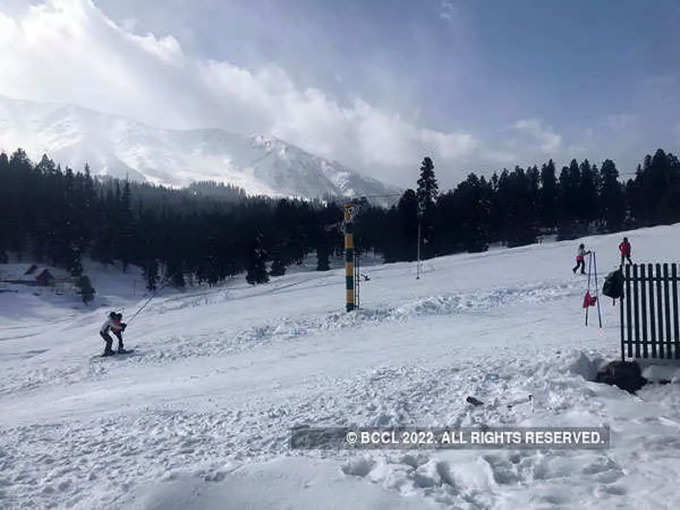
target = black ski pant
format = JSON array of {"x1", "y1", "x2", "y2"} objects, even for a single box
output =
[
  {"x1": 621, "y1": 254, "x2": 632, "y2": 266},
  {"x1": 100, "y1": 330, "x2": 124, "y2": 352},
  {"x1": 573, "y1": 259, "x2": 585, "y2": 274}
]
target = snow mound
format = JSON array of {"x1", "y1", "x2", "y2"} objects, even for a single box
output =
[{"x1": 566, "y1": 350, "x2": 607, "y2": 381}]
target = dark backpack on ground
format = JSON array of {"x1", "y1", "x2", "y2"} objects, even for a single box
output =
[{"x1": 602, "y1": 269, "x2": 624, "y2": 301}]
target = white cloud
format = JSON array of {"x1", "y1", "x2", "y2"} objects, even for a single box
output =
[
  {"x1": 0, "y1": 0, "x2": 483, "y2": 186},
  {"x1": 512, "y1": 119, "x2": 562, "y2": 153},
  {"x1": 439, "y1": 1, "x2": 455, "y2": 21},
  {"x1": 0, "y1": 11, "x2": 17, "y2": 45},
  {"x1": 123, "y1": 31, "x2": 184, "y2": 64},
  {"x1": 6, "y1": 1, "x2": 617, "y2": 189}
]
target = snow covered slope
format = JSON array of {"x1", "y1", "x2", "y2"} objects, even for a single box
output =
[
  {"x1": 2, "y1": 225, "x2": 680, "y2": 509},
  {"x1": 0, "y1": 95, "x2": 397, "y2": 201}
]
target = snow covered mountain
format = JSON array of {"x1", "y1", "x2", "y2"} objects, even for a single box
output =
[{"x1": 0, "y1": 95, "x2": 398, "y2": 201}]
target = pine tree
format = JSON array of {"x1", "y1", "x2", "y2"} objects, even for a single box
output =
[
  {"x1": 566, "y1": 159, "x2": 581, "y2": 218},
  {"x1": 397, "y1": 189, "x2": 419, "y2": 261},
  {"x1": 416, "y1": 157, "x2": 438, "y2": 256},
  {"x1": 0, "y1": 152, "x2": 9, "y2": 262},
  {"x1": 527, "y1": 165, "x2": 540, "y2": 222},
  {"x1": 599, "y1": 159, "x2": 625, "y2": 231},
  {"x1": 539, "y1": 159, "x2": 558, "y2": 229},
  {"x1": 7, "y1": 149, "x2": 34, "y2": 259},
  {"x1": 579, "y1": 159, "x2": 599, "y2": 225},
  {"x1": 167, "y1": 258, "x2": 185, "y2": 288},
  {"x1": 269, "y1": 244, "x2": 288, "y2": 276},
  {"x1": 75, "y1": 275, "x2": 96, "y2": 305},
  {"x1": 144, "y1": 258, "x2": 160, "y2": 291},
  {"x1": 67, "y1": 247, "x2": 83, "y2": 277},
  {"x1": 452, "y1": 174, "x2": 490, "y2": 252},
  {"x1": 316, "y1": 244, "x2": 330, "y2": 271},
  {"x1": 270, "y1": 257, "x2": 287, "y2": 276},
  {"x1": 557, "y1": 161, "x2": 582, "y2": 239},
  {"x1": 92, "y1": 187, "x2": 116, "y2": 264},
  {"x1": 118, "y1": 181, "x2": 136, "y2": 271},
  {"x1": 246, "y1": 234, "x2": 269, "y2": 284},
  {"x1": 416, "y1": 157, "x2": 439, "y2": 211}
]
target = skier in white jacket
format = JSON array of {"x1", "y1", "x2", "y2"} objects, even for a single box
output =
[
  {"x1": 100, "y1": 312, "x2": 126, "y2": 356},
  {"x1": 572, "y1": 243, "x2": 591, "y2": 274}
]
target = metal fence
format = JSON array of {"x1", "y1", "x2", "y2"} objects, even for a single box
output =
[{"x1": 621, "y1": 263, "x2": 680, "y2": 360}]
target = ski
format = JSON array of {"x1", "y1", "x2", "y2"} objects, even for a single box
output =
[
  {"x1": 92, "y1": 349, "x2": 136, "y2": 360},
  {"x1": 466, "y1": 394, "x2": 533, "y2": 410}
]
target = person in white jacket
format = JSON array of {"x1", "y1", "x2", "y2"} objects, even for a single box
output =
[
  {"x1": 100, "y1": 312, "x2": 126, "y2": 355},
  {"x1": 572, "y1": 243, "x2": 591, "y2": 274}
]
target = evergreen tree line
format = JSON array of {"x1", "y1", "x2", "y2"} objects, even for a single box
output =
[
  {"x1": 0, "y1": 149, "x2": 344, "y2": 295},
  {"x1": 354, "y1": 150, "x2": 680, "y2": 262},
  {"x1": 1, "y1": 148, "x2": 679, "y2": 296}
]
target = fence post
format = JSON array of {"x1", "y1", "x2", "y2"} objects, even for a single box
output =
[
  {"x1": 656, "y1": 263, "x2": 664, "y2": 359},
  {"x1": 633, "y1": 264, "x2": 640, "y2": 358},
  {"x1": 620, "y1": 271, "x2": 625, "y2": 361},
  {"x1": 648, "y1": 263, "x2": 657, "y2": 358},
  {"x1": 664, "y1": 263, "x2": 672, "y2": 359},
  {"x1": 622, "y1": 261, "x2": 680, "y2": 361}
]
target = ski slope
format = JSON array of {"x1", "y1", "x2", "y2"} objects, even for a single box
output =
[{"x1": 2, "y1": 225, "x2": 680, "y2": 509}]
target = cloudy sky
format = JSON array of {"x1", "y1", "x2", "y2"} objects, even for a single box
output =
[{"x1": 0, "y1": 0, "x2": 679, "y2": 188}]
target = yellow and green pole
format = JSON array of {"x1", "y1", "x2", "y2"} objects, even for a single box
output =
[{"x1": 344, "y1": 203, "x2": 355, "y2": 312}]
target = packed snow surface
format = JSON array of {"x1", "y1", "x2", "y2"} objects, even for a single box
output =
[
  {"x1": 0, "y1": 94, "x2": 396, "y2": 201},
  {"x1": 2, "y1": 225, "x2": 680, "y2": 509}
]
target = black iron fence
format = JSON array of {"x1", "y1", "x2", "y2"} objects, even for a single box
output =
[{"x1": 621, "y1": 263, "x2": 680, "y2": 360}]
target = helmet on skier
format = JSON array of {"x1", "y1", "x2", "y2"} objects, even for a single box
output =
[
  {"x1": 109, "y1": 311, "x2": 117, "y2": 319},
  {"x1": 623, "y1": 237, "x2": 628, "y2": 242},
  {"x1": 579, "y1": 243, "x2": 585, "y2": 249}
]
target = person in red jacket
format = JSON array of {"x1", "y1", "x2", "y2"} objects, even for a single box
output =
[{"x1": 619, "y1": 237, "x2": 632, "y2": 266}]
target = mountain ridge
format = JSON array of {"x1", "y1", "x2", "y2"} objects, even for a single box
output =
[{"x1": 0, "y1": 95, "x2": 399, "y2": 202}]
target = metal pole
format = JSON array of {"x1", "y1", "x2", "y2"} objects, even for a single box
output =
[
  {"x1": 416, "y1": 217, "x2": 421, "y2": 280},
  {"x1": 585, "y1": 251, "x2": 592, "y2": 326},
  {"x1": 594, "y1": 251, "x2": 602, "y2": 328},
  {"x1": 344, "y1": 203, "x2": 355, "y2": 312},
  {"x1": 354, "y1": 250, "x2": 360, "y2": 309}
]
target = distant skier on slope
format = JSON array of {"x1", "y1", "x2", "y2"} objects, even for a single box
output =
[
  {"x1": 100, "y1": 311, "x2": 127, "y2": 356},
  {"x1": 619, "y1": 237, "x2": 632, "y2": 266},
  {"x1": 572, "y1": 243, "x2": 591, "y2": 274}
]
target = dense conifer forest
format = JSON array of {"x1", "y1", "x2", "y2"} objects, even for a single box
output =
[{"x1": 1, "y1": 148, "x2": 679, "y2": 297}]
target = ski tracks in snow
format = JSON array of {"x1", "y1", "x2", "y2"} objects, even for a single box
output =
[
  {"x1": 3, "y1": 259, "x2": 680, "y2": 508},
  {"x1": 0, "y1": 348, "x2": 648, "y2": 509},
  {"x1": 0, "y1": 279, "x2": 581, "y2": 399}
]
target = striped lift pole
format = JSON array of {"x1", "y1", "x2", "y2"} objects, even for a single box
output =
[{"x1": 344, "y1": 202, "x2": 355, "y2": 312}]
